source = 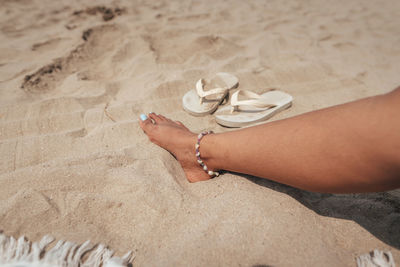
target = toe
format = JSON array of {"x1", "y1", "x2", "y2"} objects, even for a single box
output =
[
  {"x1": 149, "y1": 112, "x2": 163, "y2": 123},
  {"x1": 158, "y1": 114, "x2": 168, "y2": 121},
  {"x1": 139, "y1": 114, "x2": 154, "y2": 133}
]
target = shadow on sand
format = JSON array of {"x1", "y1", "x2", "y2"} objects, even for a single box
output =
[{"x1": 240, "y1": 174, "x2": 400, "y2": 249}]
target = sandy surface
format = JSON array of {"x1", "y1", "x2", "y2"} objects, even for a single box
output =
[{"x1": 0, "y1": 0, "x2": 399, "y2": 266}]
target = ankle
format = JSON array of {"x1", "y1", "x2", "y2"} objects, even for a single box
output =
[{"x1": 197, "y1": 133, "x2": 219, "y2": 172}]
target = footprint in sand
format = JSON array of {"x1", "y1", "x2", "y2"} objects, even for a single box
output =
[
  {"x1": 143, "y1": 33, "x2": 242, "y2": 64},
  {"x1": 21, "y1": 24, "x2": 126, "y2": 93}
]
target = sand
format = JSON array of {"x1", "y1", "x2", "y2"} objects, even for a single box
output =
[{"x1": 0, "y1": 0, "x2": 399, "y2": 266}]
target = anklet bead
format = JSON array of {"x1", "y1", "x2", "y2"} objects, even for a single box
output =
[
  {"x1": 208, "y1": 171, "x2": 219, "y2": 176},
  {"x1": 195, "y1": 131, "x2": 219, "y2": 178}
]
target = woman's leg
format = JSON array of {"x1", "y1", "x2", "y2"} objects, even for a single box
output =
[{"x1": 139, "y1": 87, "x2": 400, "y2": 193}]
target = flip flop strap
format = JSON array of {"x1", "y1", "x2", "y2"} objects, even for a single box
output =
[
  {"x1": 231, "y1": 90, "x2": 276, "y2": 110},
  {"x1": 196, "y1": 79, "x2": 228, "y2": 104}
]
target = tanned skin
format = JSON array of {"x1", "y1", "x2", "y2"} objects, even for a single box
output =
[{"x1": 139, "y1": 87, "x2": 400, "y2": 193}]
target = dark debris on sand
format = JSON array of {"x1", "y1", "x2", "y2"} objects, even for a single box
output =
[
  {"x1": 82, "y1": 29, "x2": 92, "y2": 41},
  {"x1": 21, "y1": 60, "x2": 62, "y2": 92},
  {"x1": 73, "y1": 6, "x2": 125, "y2": 22}
]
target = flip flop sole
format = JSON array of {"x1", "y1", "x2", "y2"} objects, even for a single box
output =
[
  {"x1": 182, "y1": 89, "x2": 228, "y2": 116},
  {"x1": 182, "y1": 72, "x2": 238, "y2": 116},
  {"x1": 215, "y1": 91, "x2": 293, "y2": 127}
]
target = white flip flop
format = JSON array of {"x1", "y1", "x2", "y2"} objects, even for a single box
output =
[
  {"x1": 215, "y1": 89, "x2": 293, "y2": 127},
  {"x1": 182, "y1": 72, "x2": 239, "y2": 116}
]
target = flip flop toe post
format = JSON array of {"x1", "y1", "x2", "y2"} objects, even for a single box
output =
[{"x1": 182, "y1": 73, "x2": 238, "y2": 116}]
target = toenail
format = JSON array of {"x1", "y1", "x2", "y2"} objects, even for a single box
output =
[
  {"x1": 140, "y1": 114, "x2": 148, "y2": 121},
  {"x1": 149, "y1": 112, "x2": 154, "y2": 114}
]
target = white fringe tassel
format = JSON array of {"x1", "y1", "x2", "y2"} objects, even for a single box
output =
[
  {"x1": 0, "y1": 232, "x2": 133, "y2": 267},
  {"x1": 357, "y1": 249, "x2": 395, "y2": 267}
]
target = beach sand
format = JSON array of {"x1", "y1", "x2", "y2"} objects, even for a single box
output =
[{"x1": 0, "y1": 0, "x2": 399, "y2": 266}]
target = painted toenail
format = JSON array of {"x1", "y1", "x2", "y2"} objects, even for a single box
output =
[{"x1": 140, "y1": 114, "x2": 148, "y2": 121}]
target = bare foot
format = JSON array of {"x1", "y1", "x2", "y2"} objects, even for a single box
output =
[{"x1": 139, "y1": 113, "x2": 212, "y2": 182}]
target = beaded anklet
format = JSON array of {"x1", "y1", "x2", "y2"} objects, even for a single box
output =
[{"x1": 195, "y1": 131, "x2": 219, "y2": 177}]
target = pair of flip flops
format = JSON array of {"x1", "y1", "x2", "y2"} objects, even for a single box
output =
[{"x1": 182, "y1": 73, "x2": 293, "y2": 127}]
